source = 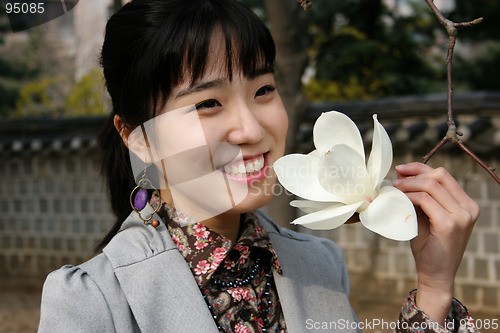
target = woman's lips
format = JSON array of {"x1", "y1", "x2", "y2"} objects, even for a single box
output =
[{"x1": 220, "y1": 153, "x2": 269, "y2": 184}]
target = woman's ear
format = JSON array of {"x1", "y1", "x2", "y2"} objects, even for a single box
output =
[
  {"x1": 114, "y1": 115, "x2": 153, "y2": 164},
  {"x1": 113, "y1": 114, "x2": 133, "y2": 148}
]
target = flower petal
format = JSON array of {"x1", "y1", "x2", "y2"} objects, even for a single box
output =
[
  {"x1": 367, "y1": 114, "x2": 393, "y2": 187},
  {"x1": 290, "y1": 199, "x2": 334, "y2": 214},
  {"x1": 292, "y1": 201, "x2": 363, "y2": 230},
  {"x1": 313, "y1": 111, "x2": 365, "y2": 159},
  {"x1": 273, "y1": 152, "x2": 341, "y2": 202},
  {"x1": 318, "y1": 144, "x2": 373, "y2": 204},
  {"x1": 359, "y1": 185, "x2": 417, "y2": 241}
]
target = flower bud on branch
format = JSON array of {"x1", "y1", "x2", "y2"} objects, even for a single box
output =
[{"x1": 296, "y1": 0, "x2": 312, "y2": 11}]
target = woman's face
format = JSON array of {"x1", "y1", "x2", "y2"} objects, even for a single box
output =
[{"x1": 147, "y1": 59, "x2": 288, "y2": 219}]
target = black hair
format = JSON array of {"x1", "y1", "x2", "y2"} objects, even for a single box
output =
[{"x1": 96, "y1": 0, "x2": 276, "y2": 251}]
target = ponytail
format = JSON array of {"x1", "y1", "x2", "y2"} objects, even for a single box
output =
[{"x1": 95, "y1": 114, "x2": 136, "y2": 252}]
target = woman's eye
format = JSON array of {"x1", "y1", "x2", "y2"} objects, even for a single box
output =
[
  {"x1": 195, "y1": 99, "x2": 221, "y2": 111},
  {"x1": 255, "y1": 85, "x2": 276, "y2": 98}
]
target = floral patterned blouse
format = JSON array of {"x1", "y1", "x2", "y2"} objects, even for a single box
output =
[
  {"x1": 157, "y1": 203, "x2": 479, "y2": 333},
  {"x1": 398, "y1": 290, "x2": 480, "y2": 333},
  {"x1": 158, "y1": 205, "x2": 286, "y2": 333}
]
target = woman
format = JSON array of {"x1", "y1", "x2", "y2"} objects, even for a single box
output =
[{"x1": 38, "y1": 0, "x2": 480, "y2": 332}]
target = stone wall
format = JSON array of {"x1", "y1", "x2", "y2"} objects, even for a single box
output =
[
  {"x1": 0, "y1": 93, "x2": 499, "y2": 314},
  {"x1": 0, "y1": 116, "x2": 112, "y2": 280},
  {"x1": 0, "y1": 149, "x2": 113, "y2": 279}
]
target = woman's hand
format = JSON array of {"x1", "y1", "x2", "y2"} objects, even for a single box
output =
[{"x1": 393, "y1": 162, "x2": 480, "y2": 325}]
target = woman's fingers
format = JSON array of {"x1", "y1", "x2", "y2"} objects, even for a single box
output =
[
  {"x1": 394, "y1": 175, "x2": 464, "y2": 217},
  {"x1": 395, "y1": 162, "x2": 480, "y2": 221},
  {"x1": 394, "y1": 162, "x2": 479, "y2": 256},
  {"x1": 396, "y1": 163, "x2": 462, "y2": 201},
  {"x1": 405, "y1": 191, "x2": 472, "y2": 244}
]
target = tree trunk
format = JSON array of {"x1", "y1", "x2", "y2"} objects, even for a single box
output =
[{"x1": 263, "y1": 0, "x2": 310, "y2": 228}]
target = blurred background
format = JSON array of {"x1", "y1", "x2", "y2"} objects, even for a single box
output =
[{"x1": 0, "y1": 0, "x2": 499, "y2": 331}]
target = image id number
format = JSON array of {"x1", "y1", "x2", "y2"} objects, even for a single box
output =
[
  {"x1": 461, "y1": 318, "x2": 498, "y2": 330},
  {"x1": 5, "y1": 2, "x2": 45, "y2": 14}
]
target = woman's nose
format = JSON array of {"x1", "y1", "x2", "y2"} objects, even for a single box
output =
[{"x1": 226, "y1": 103, "x2": 265, "y2": 145}]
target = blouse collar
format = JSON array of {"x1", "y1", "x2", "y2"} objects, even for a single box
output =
[{"x1": 157, "y1": 205, "x2": 282, "y2": 288}]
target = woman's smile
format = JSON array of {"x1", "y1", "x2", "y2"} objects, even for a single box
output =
[{"x1": 221, "y1": 153, "x2": 269, "y2": 184}]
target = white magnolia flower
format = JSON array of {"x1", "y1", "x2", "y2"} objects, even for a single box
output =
[{"x1": 273, "y1": 111, "x2": 417, "y2": 241}]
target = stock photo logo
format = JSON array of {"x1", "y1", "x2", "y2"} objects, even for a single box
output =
[
  {"x1": 2, "y1": 0, "x2": 79, "y2": 32},
  {"x1": 127, "y1": 105, "x2": 250, "y2": 224}
]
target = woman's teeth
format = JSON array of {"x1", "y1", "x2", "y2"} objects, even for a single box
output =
[{"x1": 223, "y1": 155, "x2": 265, "y2": 177}]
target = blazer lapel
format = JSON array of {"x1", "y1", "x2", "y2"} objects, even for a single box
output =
[
  {"x1": 260, "y1": 213, "x2": 359, "y2": 333},
  {"x1": 103, "y1": 207, "x2": 218, "y2": 333}
]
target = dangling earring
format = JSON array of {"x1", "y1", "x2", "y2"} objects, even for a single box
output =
[{"x1": 130, "y1": 167, "x2": 161, "y2": 228}]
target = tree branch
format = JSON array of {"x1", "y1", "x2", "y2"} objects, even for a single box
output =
[
  {"x1": 456, "y1": 140, "x2": 500, "y2": 183},
  {"x1": 423, "y1": 137, "x2": 448, "y2": 164},
  {"x1": 422, "y1": 1, "x2": 499, "y2": 185}
]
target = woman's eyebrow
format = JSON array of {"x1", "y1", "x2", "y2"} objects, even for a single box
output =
[
  {"x1": 175, "y1": 78, "x2": 226, "y2": 99},
  {"x1": 174, "y1": 67, "x2": 274, "y2": 99}
]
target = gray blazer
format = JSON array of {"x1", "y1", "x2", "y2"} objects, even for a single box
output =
[{"x1": 38, "y1": 206, "x2": 360, "y2": 332}]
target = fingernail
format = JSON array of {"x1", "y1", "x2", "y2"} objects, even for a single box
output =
[
  {"x1": 395, "y1": 164, "x2": 407, "y2": 171},
  {"x1": 393, "y1": 179, "x2": 403, "y2": 186}
]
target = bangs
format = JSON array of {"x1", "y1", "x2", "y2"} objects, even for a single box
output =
[
  {"x1": 180, "y1": 4, "x2": 276, "y2": 85},
  {"x1": 107, "y1": 0, "x2": 276, "y2": 123},
  {"x1": 153, "y1": 0, "x2": 276, "y2": 109},
  {"x1": 183, "y1": 23, "x2": 274, "y2": 85}
]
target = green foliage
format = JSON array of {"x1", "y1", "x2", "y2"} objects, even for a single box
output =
[
  {"x1": 454, "y1": 42, "x2": 500, "y2": 91},
  {"x1": 241, "y1": 0, "x2": 446, "y2": 102},
  {"x1": 303, "y1": 76, "x2": 381, "y2": 102},
  {"x1": 0, "y1": 9, "x2": 54, "y2": 118},
  {"x1": 307, "y1": 0, "x2": 441, "y2": 101},
  {"x1": 13, "y1": 69, "x2": 107, "y2": 118},
  {"x1": 4, "y1": 0, "x2": 497, "y2": 117},
  {"x1": 64, "y1": 69, "x2": 107, "y2": 116},
  {"x1": 13, "y1": 75, "x2": 68, "y2": 117},
  {"x1": 447, "y1": 1, "x2": 500, "y2": 92}
]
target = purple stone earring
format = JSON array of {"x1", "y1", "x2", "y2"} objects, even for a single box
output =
[{"x1": 130, "y1": 168, "x2": 162, "y2": 227}]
